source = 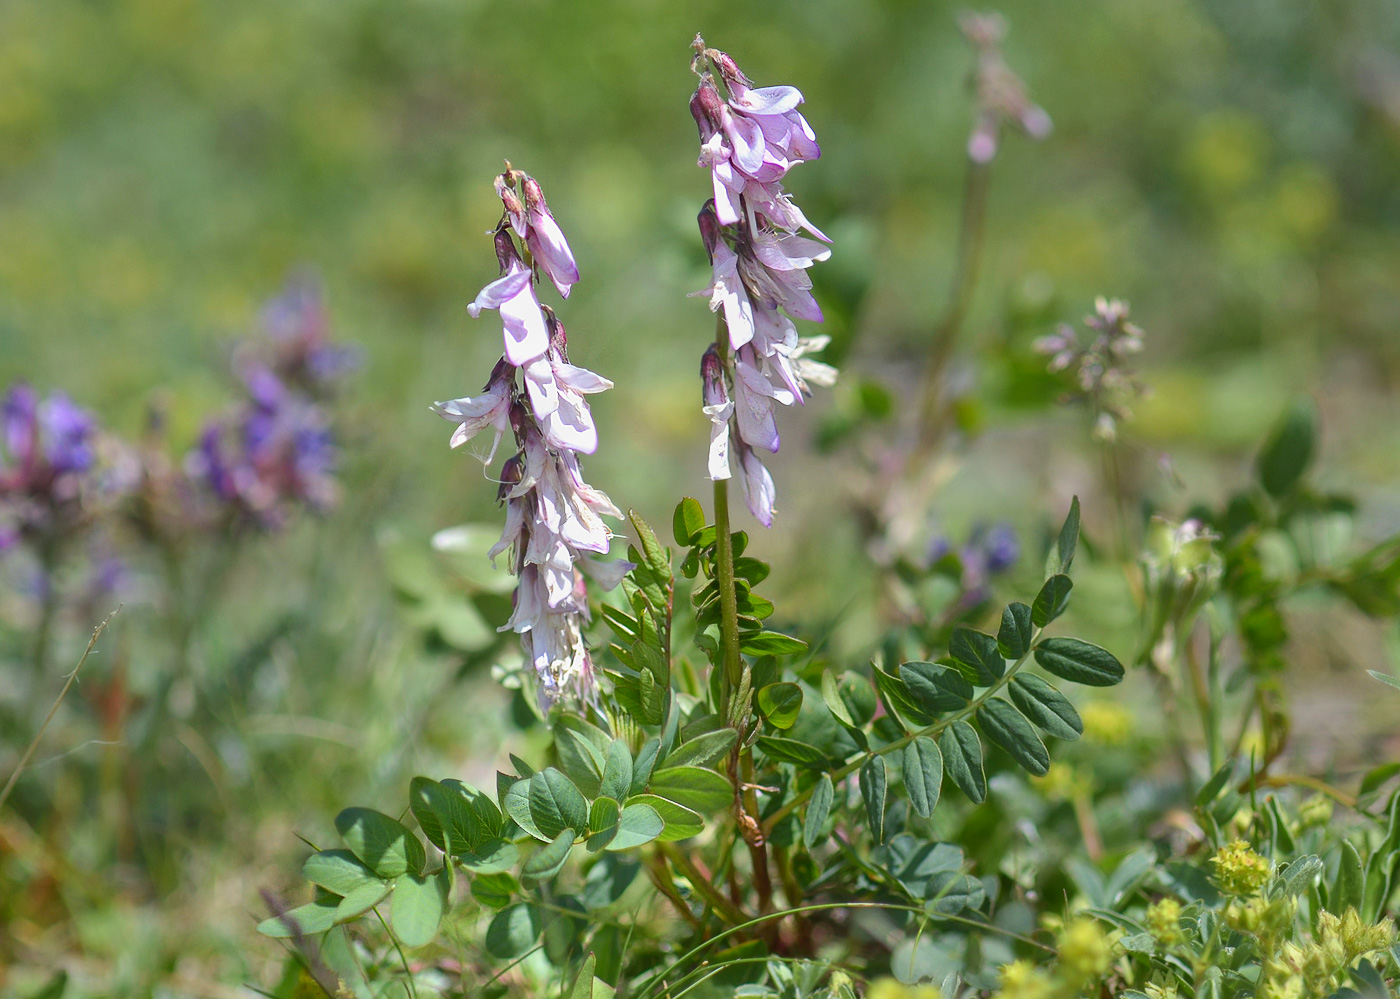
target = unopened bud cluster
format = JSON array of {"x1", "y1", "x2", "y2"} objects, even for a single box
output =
[
  {"x1": 434, "y1": 167, "x2": 624, "y2": 705},
  {"x1": 1034, "y1": 296, "x2": 1146, "y2": 442},
  {"x1": 959, "y1": 12, "x2": 1052, "y2": 163},
  {"x1": 689, "y1": 38, "x2": 837, "y2": 526}
]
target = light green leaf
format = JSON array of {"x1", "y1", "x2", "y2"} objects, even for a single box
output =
[
  {"x1": 257, "y1": 895, "x2": 340, "y2": 938},
  {"x1": 902, "y1": 737, "x2": 944, "y2": 819},
  {"x1": 335, "y1": 808, "x2": 425, "y2": 880},
  {"x1": 486, "y1": 903, "x2": 542, "y2": 959},
  {"x1": 521, "y1": 829, "x2": 576, "y2": 887},
  {"x1": 1034, "y1": 638, "x2": 1125, "y2": 687},
  {"x1": 647, "y1": 766, "x2": 732, "y2": 814},
  {"x1": 821, "y1": 670, "x2": 856, "y2": 727},
  {"x1": 1008, "y1": 675, "x2": 1082, "y2": 741},
  {"x1": 529, "y1": 768, "x2": 590, "y2": 839},
  {"x1": 757, "y1": 682, "x2": 804, "y2": 729},
  {"x1": 627, "y1": 794, "x2": 704, "y2": 841},
  {"x1": 661, "y1": 728, "x2": 737, "y2": 770},
  {"x1": 977, "y1": 699, "x2": 1050, "y2": 776},
  {"x1": 739, "y1": 631, "x2": 808, "y2": 656},
  {"x1": 391, "y1": 870, "x2": 450, "y2": 948},
  {"x1": 673, "y1": 497, "x2": 706, "y2": 547},
  {"x1": 600, "y1": 740, "x2": 634, "y2": 802},
  {"x1": 335, "y1": 880, "x2": 390, "y2": 921},
  {"x1": 303, "y1": 850, "x2": 380, "y2": 897},
  {"x1": 607, "y1": 803, "x2": 664, "y2": 851}
]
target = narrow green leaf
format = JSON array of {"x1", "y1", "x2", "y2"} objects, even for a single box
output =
[
  {"x1": 1333, "y1": 841, "x2": 1364, "y2": 914},
  {"x1": 940, "y1": 722, "x2": 986, "y2": 803},
  {"x1": 1368, "y1": 670, "x2": 1400, "y2": 692},
  {"x1": 628, "y1": 509, "x2": 671, "y2": 578},
  {"x1": 627, "y1": 794, "x2": 704, "y2": 841},
  {"x1": 861, "y1": 755, "x2": 887, "y2": 843},
  {"x1": 521, "y1": 829, "x2": 576, "y2": 887},
  {"x1": 872, "y1": 663, "x2": 934, "y2": 730},
  {"x1": 949, "y1": 628, "x2": 1005, "y2": 685},
  {"x1": 803, "y1": 774, "x2": 834, "y2": 848},
  {"x1": 662, "y1": 728, "x2": 737, "y2": 770},
  {"x1": 903, "y1": 736, "x2": 944, "y2": 819},
  {"x1": 998, "y1": 603, "x2": 1034, "y2": 659},
  {"x1": 1058, "y1": 496, "x2": 1081, "y2": 574},
  {"x1": 335, "y1": 808, "x2": 425, "y2": 880},
  {"x1": 755, "y1": 736, "x2": 831, "y2": 770},
  {"x1": 1008, "y1": 675, "x2": 1082, "y2": 741},
  {"x1": 606, "y1": 803, "x2": 665, "y2": 851},
  {"x1": 673, "y1": 498, "x2": 705, "y2": 547},
  {"x1": 1034, "y1": 638, "x2": 1125, "y2": 687},
  {"x1": 257, "y1": 896, "x2": 340, "y2": 938},
  {"x1": 821, "y1": 670, "x2": 856, "y2": 727},
  {"x1": 900, "y1": 661, "x2": 972, "y2": 713},
  {"x1": 739, "y1": 631, "x2": 808, "y2": 656},
  {"x1": 1032, "y1": 575, "x2": 1073, "y2": 628},
  {"x1": 757, "y1": 682, "x2": 804, "y2": 729},
  {"x1": 1258, "y1": 400, "x2": 1315, "y2": 498},
  {"x1": 631, "y1": 738, "x2": 661, "y2": 797},
  {"x1": 569, "y1": 953, "x2": 600, "y2": 999},
  {"x1": 977, "y1": 699, "x2": 1050, "y2": 776},
  {"x1": 529, "y1": 768, "x2": 590, "y2": 839},
  {"x1": 600, "y1": 741, "x2": 633, "y2": 803},
  {"x1": 391, "y1": 869, "x2": 450, "y2": 948}
]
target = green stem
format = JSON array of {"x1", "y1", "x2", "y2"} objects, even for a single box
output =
[
  {"x1": 762, "y1": 629, "x2": 1042, "y2": 834},
  {"x1": 658, "y1": 841, "x2": 751, "y2": 927}
]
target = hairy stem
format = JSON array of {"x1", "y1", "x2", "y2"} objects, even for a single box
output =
[{"x1": 762, "y1": 628, "x2": 1041, "y2": 835}]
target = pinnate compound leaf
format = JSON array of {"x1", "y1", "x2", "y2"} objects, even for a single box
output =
[
  {"x1": 661, "y1": 728, "x2": 736, "y2": 770},
  {"x1": 391, "y1": 869, "x2": 450, "y2": 948},
  {"x1": 1032, "y1": 575, "x2": 1073, "y2": 627},
  {"x1": 861, "y1": 755, "x2": 888, "y2": 844},
  {"x1": 977, "y1": 699, "x2": 1050, "y2": 776},
  {"x1": 949, "y1": 628, "x2": 1005, "y2": 685},
  {"x1": 529, "y1": 768, "x2": 590, "y2": 839},
  {"x1": 335, "y1": 807, "x2": 425, "y2": 879},
  {"x1": 902, "y1": 736, "x2": 944, "y2": 819},
  {"x1": 940, "y1": 722, "x2": 986, "y2": 802},
  {"x1": 1008, "y1": 674, "x2": 1083, "y2": 741},
  {"x1": 522, "y1": 829, "x2": 576, "y2": 887},
  {"x1": 757, "y1": 682, "x2": 804, "y2": 729},
  {"x1": 998, "y1": 602, "x2": 1034, "y2": 659},
  {"x1": 1034, "y1": 638, "x2": 1125, "y2": 687},
  {"x1": 804, "y1": 774, "x2": 834, "y2": 848}
]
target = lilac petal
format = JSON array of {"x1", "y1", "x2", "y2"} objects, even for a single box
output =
[
  {"x1": 579, "y1": 556, "x2": 634, "y2": 591},
  {"x1": 731, "y1": 85, "x2": 804, "y2": 115},
  {"x1": 704, "y1": 402, "x2": 734, "y2": 480},
  {"x1": 554, "y1": 362, "x2": 612, "y2": 395},
  {"x1": 468, "y1": 266, "x2": 532, "y2": 317},
  {"x1": 733, "y1": 356, "x2": 780, "y2": 453},
  {"x1": 526, "y1": 207, "x2": 580, "y2": 298},
  {"x1": 739, "y1": 447, "x2": 776, "y2": 527},
  {"x1": 522, "y1": 356, "x2": 560, "y2": 420},
  {"x1": 754, "y1": 233, "x2": 832, "y2": 271},
  {"x1": 542, "y1": 391, "x2": 599, "y2": 454},
  {"x1": 723, "y1": 111, "x2": 767, "y2": 175},
  {"x1": 711, "y1": 165, "x2": 743, "y2": 226},
  {"x1": 499, "y1": 284, "x2": 549, "y2": 365}
]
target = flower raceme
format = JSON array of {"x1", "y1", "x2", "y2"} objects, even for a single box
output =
[
  {"x1": 690, "y1": 39, "x2": 837, "y2": 527},
  {"x1": 434, "y1": 167, "x2": 621, "y2": 706}
]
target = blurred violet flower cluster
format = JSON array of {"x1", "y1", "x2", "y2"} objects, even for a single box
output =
[
  {"x1": 927, "y1": 521, "x2": 1021, "y2": 607},
  {"x1": 1034, "y1": 296, "x2": 1146, "y2": 442},
  {"x1": 434, "y1": 167, "x2": 624, "y2": 706},
  {"x1": 185, "y1": 279, "x2": 351, "y2": 528},
  {"x1": 960, "y1": 12, "x2": 1052, "y2": 163},
  {"x1": 0, "y1": 385, "x2": 100, "y2": 551},
  {"x1": 689, "y1": 37, "x2": 838, "y2": 527}
]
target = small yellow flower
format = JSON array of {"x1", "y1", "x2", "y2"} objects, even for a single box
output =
[
  {"x1": 1146, "y1": 898, "x2": 1185, "y2": 947},
  {"x1": 1031, "y1": 761, "x2": 1087, "y2": 800},
  {"x1": 1057, "y1": 916, "x2": 1113, "y2": 981},
  {"x1": 1210, "y1": 840, "x2": 1272, "y2": 896},
  {"x1": 1080, "y1": 701, "x2": 1133, "y2": 745},
  {"x1": 993, "y1": 960, "x2": 1053, "y2": 999},
  {"x1": 1296, "y1": 795, "x2": 1332, "y2": 828},
  {"x1": 865, "y1": 978, "x2": 912, "y2": 999}
]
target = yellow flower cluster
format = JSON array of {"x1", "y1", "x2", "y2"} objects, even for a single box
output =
[
  {"x1": 863, "y1": 978, "x2": 941, "y2": 999},
  {"x1": 989, "y1": 917, "x2": 1117, "y2": 999},
  {"x1": 1080, "y1": 700, "x2": 1133, "y2": 745},
  {"x1": 1258, "y1": 907, "x2": 1395, "y2": 998},
  {"x1": 1210, "y1": 839, "x2": 1272, "y2": 896},
  {"x1": 1146, "y1": 897, "x2": 1185, "y2": 948}
]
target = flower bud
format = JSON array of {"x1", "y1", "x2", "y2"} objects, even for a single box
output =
[
  {"x1": 701, "y1": 345, "x2": 728, "y2": 408},
  {"x1": 690, "y1": 78, "x2": 724, "y2": 137},
  {"x1": 697, "y1": 200, "x2": 722, "y2": 263},
  {"x1": 497, "y1": 454, "x2": 523, "y2": 504},
  {"x1": 493, "y1": 228, "x2": 522, "y2": 273}
]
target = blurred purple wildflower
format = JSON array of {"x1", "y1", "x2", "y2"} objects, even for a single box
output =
[
  {"x1": 927, "y1": 520, "x2": 1021, "y2": 607},
  {"x1": 1034, "y1": 296, "x2": 1146, "y2": 442},
  {"x1": 960, "y1": 12, "x2": 1052, "y2": 163},
  {"x1": 1, "y1": 384, "x2": 103, "y2": 548},
  {"x1": 258, "y1": 275, "x2": 361, "y2": 396}
]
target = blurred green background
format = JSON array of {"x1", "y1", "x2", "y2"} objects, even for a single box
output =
[{"x1": 3, "y1": 0, "x2": 1400, "y2": 993}]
